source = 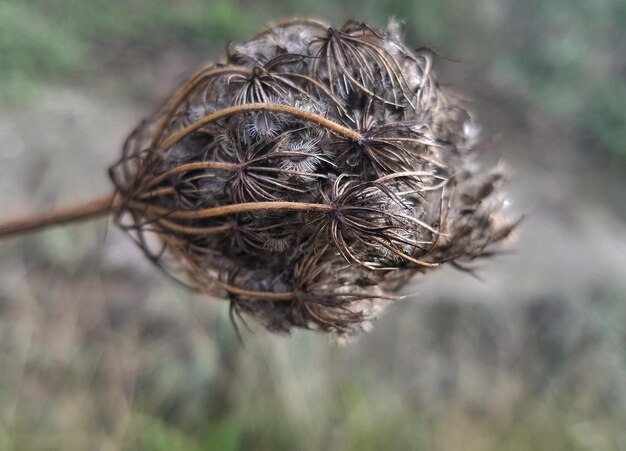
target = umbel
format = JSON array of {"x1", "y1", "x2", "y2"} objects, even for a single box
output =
[{"x1": 0, "y1": 19, "x2": 516, "y2": 337}]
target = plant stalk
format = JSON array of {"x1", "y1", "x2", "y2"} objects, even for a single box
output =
[{"x1": 0, "y1": 194, "x2": 117, "y2": 240}]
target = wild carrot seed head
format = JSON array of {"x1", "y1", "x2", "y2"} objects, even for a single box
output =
[{"x1": 109, "y1": 18, "x2": 515, "y2": 336}]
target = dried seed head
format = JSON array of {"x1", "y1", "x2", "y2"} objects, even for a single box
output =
[{"x1": 109, "y1": 18, "x2": 516, "y2": 337}]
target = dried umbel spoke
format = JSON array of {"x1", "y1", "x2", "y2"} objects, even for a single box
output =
[
  {"x1": 311, "y1": 20, "x2": 418, "y2": 107},
  {"x1": 0, "y1": 18, "x2": 517, "y2": 337}
]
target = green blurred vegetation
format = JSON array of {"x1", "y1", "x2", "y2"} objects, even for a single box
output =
[
  {"x1": 2, "y1": 271, "x2": 626, "y2": 450},
  {"x1": 1, "y1": 0, "x2": 625, "y2": 167},
  {"x1": 0, "y1": 0, "x2": 256, "y2": 103}
]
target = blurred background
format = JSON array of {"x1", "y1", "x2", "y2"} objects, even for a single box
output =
[{"x1": 1, "y1": 1, "x2": 626, "y2": 450}]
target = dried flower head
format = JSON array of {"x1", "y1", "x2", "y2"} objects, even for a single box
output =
[{"x1": 108, "y1": 18, "x2": 515, "y2": 336}]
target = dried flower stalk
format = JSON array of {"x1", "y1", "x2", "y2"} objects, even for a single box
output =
[{"x1": 0, "y1": 18, "x2": 516, "y2": 336}]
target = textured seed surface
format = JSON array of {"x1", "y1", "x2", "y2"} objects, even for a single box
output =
[{"x1": 109, "y1": 18, "x2": 515, "y2": 336}]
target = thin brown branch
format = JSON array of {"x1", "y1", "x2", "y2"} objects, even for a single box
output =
[
  {"x1": 0, "y1": 194, "x2": 118, "y2": 240},
  {"x1": 212, "y1": 278, "x2": 295, "y2": 301},
  {"x1": 157, "y1": 218, "x2": 233, "y2": 235},
  {"x1": 132, "y1": 200, "x2": 333, "y2": 219},
  {"x1": 151, "y1": 66, "x2": 253, "y2": 147},
  {"x1": 165, "y1": 240, "x2": 295, "y2": 301},
  {"x1": 143, "y1": 161, "x2": 240, "y2": 190},
  {"x1": 159, "y1": 103, "x2": 362, "y2": 151}
]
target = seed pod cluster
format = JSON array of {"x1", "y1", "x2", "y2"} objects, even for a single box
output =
[{"x1": 109, "y1": 18, "x2": 515, "y2": 336}]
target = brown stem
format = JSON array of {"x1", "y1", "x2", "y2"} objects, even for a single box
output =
[
  {"x1": 143, "y1": 161, "x2": 239, "y2": 190},
  {"x1": 156, "y1": 218, "x2": 233, "y2": 235},
  {"x1": 276, "y1": 72, "x2": 348, "y2": 114},
  {"x1": 0, "y1": 194, "x2": 117, "y2": 240},
  {"x1": 163, "y1": 236, "x2": 295, "y2": 302},
  {"x1": 159, "y1": 103, "x2": 362, "y2": 150},
  {"x1": 135, "y1": 162, "x2": 328, "y2": 202},
  {"x1": 151, "y1": 66, "x2": 253, "y2": 147},
  {"x1": 0, "y1": 191, "x2": 335, "y2": 240},
  {"x1": 132, "y1": 200, "x2": 333, "y2": 219},
  {"x1": 211, "y1": 278, "x2": 294, "y2": 301}
]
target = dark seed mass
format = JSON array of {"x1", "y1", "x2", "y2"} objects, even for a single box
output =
[{"x1": 109, "y1": 18, "x2": 516, "y2": 336}]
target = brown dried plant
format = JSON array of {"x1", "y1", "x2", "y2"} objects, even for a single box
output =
[{"x1": 0, "y1": 18, "x2": 516, "y2": 336}]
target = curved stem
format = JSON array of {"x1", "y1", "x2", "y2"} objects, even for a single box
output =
[
  {"x1": 157, "y1": 218, "x2": 233, "y2": 235},
  {"x1": 0, "y1": 194, "x2": 334, "y2": 240},
  {"x1": 163, "y1": 237, "x2": 295, "y2": 302},
  {"x1": 211, "y1": 278, "x2": 294, "y2": 301},
  {"x1": 0, "y1": 194, "x2": 117, "y2": 240},
  {"x1": 151, "y1": 66, "x2": 253, "y2": 147},
  {"x1": 159, "y1": 103, "x2": 362, "y2": 151},
  {"x1": 132, "y1": 200, "x2": 333, "y2": 219},
  {"x1": 144, "y1": 161, "x2": 239, "y2": 190},
  {"x1": 276, "y1": 72, "x2": 348, "y2": 114}
]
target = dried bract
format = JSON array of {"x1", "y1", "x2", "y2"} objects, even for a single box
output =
[{"x1": 109, "y1": 18, "x2": 515, "y2": 336}]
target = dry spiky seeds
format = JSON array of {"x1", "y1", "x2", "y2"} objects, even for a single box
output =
[
  {"x1": 107, "y1": 18, "x2": 516, "y2": 336},
  {"x1": 1, "y1": 18, "x2": 516, "y2": 337}
]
